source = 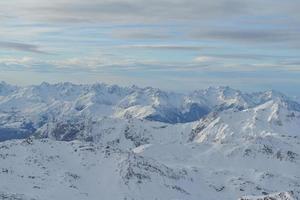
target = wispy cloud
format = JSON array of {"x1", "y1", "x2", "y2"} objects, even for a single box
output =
[
  {"x1": 0, "y1": 0, "x2": 300, "y2": 95},
  {"x1": 0, "y1": 41, "x2": 49, "y2": 54},
  {"x1": 190, "y1": 28, "x2": 300, "y2": 47},
  {"x1": 195, "y1": 53, "x2": 298, "y2": 61},
  {"x1": 118, "y1": 44, "x2": 208, "y2": 51},
  {"x1": 1, "y1": 0, "x2": 299, "y2": 25},
  {"x1": 1, "y1": 55, "x2": 300, "y2": 73},
  {"x1": 0, "y1": 0, "x2": 249, "y2": 23},
  {"x1": 112, "y1": 29, "x2": 172, "y2": 40}
]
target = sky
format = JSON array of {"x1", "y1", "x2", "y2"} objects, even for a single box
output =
[{"x1": 0, "y1": 0, "x2": 300, "y2": 96}]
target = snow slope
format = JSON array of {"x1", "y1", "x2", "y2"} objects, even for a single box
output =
[
  {"x1": 239, "y1": 191, "x2": 296, "y2": 200},
  {"x1": 0, "y1": 82, "x2": 299, "y2": 200}
]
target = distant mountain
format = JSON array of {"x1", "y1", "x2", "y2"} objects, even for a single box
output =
[
  {"x1": 0, "y1": 81, "x2": 299, "y2": 200},
  {"x1": 1, "y1": 82, "x2": 299, "y2": 129}
]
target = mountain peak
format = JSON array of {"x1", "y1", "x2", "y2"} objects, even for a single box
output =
[
  {"x1": 0, "y1": 81, "x2": 300, "y2": 200},
  {"x1": 0, "y1": 81, "x2": 17, "y2": 96}
]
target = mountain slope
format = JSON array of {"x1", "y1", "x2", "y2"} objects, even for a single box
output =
[{"x1": 0, "y1": 82, "x2": 299, "y2": 200}]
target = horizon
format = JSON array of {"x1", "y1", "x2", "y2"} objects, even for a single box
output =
[{"x1": 0, "y1": 0, "x2": 300, "y2": 96}]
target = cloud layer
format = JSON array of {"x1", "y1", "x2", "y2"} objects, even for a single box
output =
[
  {"x1": 0, "y1": 0, "x2": 299, "y2": 95},
  {"x1": 1, "y1": 0, "x2": 299, "y2": 24},
  {"x1": 0, "y1": 41, "x2": 48, "y2": 54}
]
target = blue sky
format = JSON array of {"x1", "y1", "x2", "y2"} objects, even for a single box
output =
[{"x1": 0, "y1": 0, "x2": 300, "y2": 96}]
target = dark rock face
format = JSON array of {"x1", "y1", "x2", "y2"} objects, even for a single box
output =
[
  {"x1": 146, "y1": 103, "x2": 210, "y2": 124},
  {"x1": 121, "y1": 153, "x2": 188, "y2": 185},
  {"x1": 0, "y1": 192, "x2": 37, "y2": 200},
  {"x1": 181, "y1": 103, "x2": 210, "y2": 123},
  {"x1": 124, "y1": 126, "x2": 149, "y2": 147},
  {"x1": 51, "y1": 122, "x2": 85, "y2": 141},
  {"x1": 286, "y1": 101, "x2": 300, "y2": 112},
  {"x1": 238, "y1": 191, "x2": 295, "y2": 200},
  {"x1": 0, "y1": 128, "x2": 33, "y2": 142}
]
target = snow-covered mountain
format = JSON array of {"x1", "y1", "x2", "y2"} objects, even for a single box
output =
[{"x1": 0, "y1": 81, "x2": 299, "y2": 200}]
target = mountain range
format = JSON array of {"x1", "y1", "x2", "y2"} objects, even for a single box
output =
[{"x1": 0, "y1": 81, "x2": 299, "y2": 200}]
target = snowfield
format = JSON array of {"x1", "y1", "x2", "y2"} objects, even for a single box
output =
[{"x1": 0, "y1": 81, "x2": 299, "y2": 200}]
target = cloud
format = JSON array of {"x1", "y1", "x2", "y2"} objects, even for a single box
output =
[
  {"x1": 194, "y1": 53, "x2": 298, "y2": 61},
  {"x1": 2, "y1": 0, "x2": 299, "y2": 25},
  {"x1": 0, "y1": 0, "x2": 299, "y2": 96},
  {"x1": 1, "y1": 0, "x2": 300, "y2": 50},
  {"x1": 0, "y1": 57, "x2": 33, "y2": 65},
  {"x1": 0, "y1": 14, "x2": 12, "y2": 20},
  {"x1": 194, "y1": 56, "x2": 217, "y2": 63},
  {"x1": 112, "y1": 29, "x2": 172, "y2": 40},
  {"x1": 190, "y1": 29, "x2": 300, "y2": 44},
  {"x1": 2, "y1": 54, "x2": 300, "y2": 74},
  {"x1": 0, "y1": 54, "x2": 147, "y2": 72},
  {"x1": 118, "y1": 44, "x2": 208, "y2": 51},
  {"x1": 0, "y1": 41, "x2": 49, "y2": 54},
  {"x1": 0, "y1": 0, "x2": 249, "y2": 23}
]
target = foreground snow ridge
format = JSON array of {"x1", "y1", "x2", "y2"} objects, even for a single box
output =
[
  {"x1": 0, "y1": 81, "x2": 299, "y2": 200},
  {"x1": 239, "y1": 191, "x2": 296, "y2": 200}
]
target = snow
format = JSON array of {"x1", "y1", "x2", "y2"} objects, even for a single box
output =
[
  {"x1": 239, "y1": 191, "x2": 296, "y2": 200},
  {"x1": 0, "y1": 82, "x2": 299, "y2": 200}
]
